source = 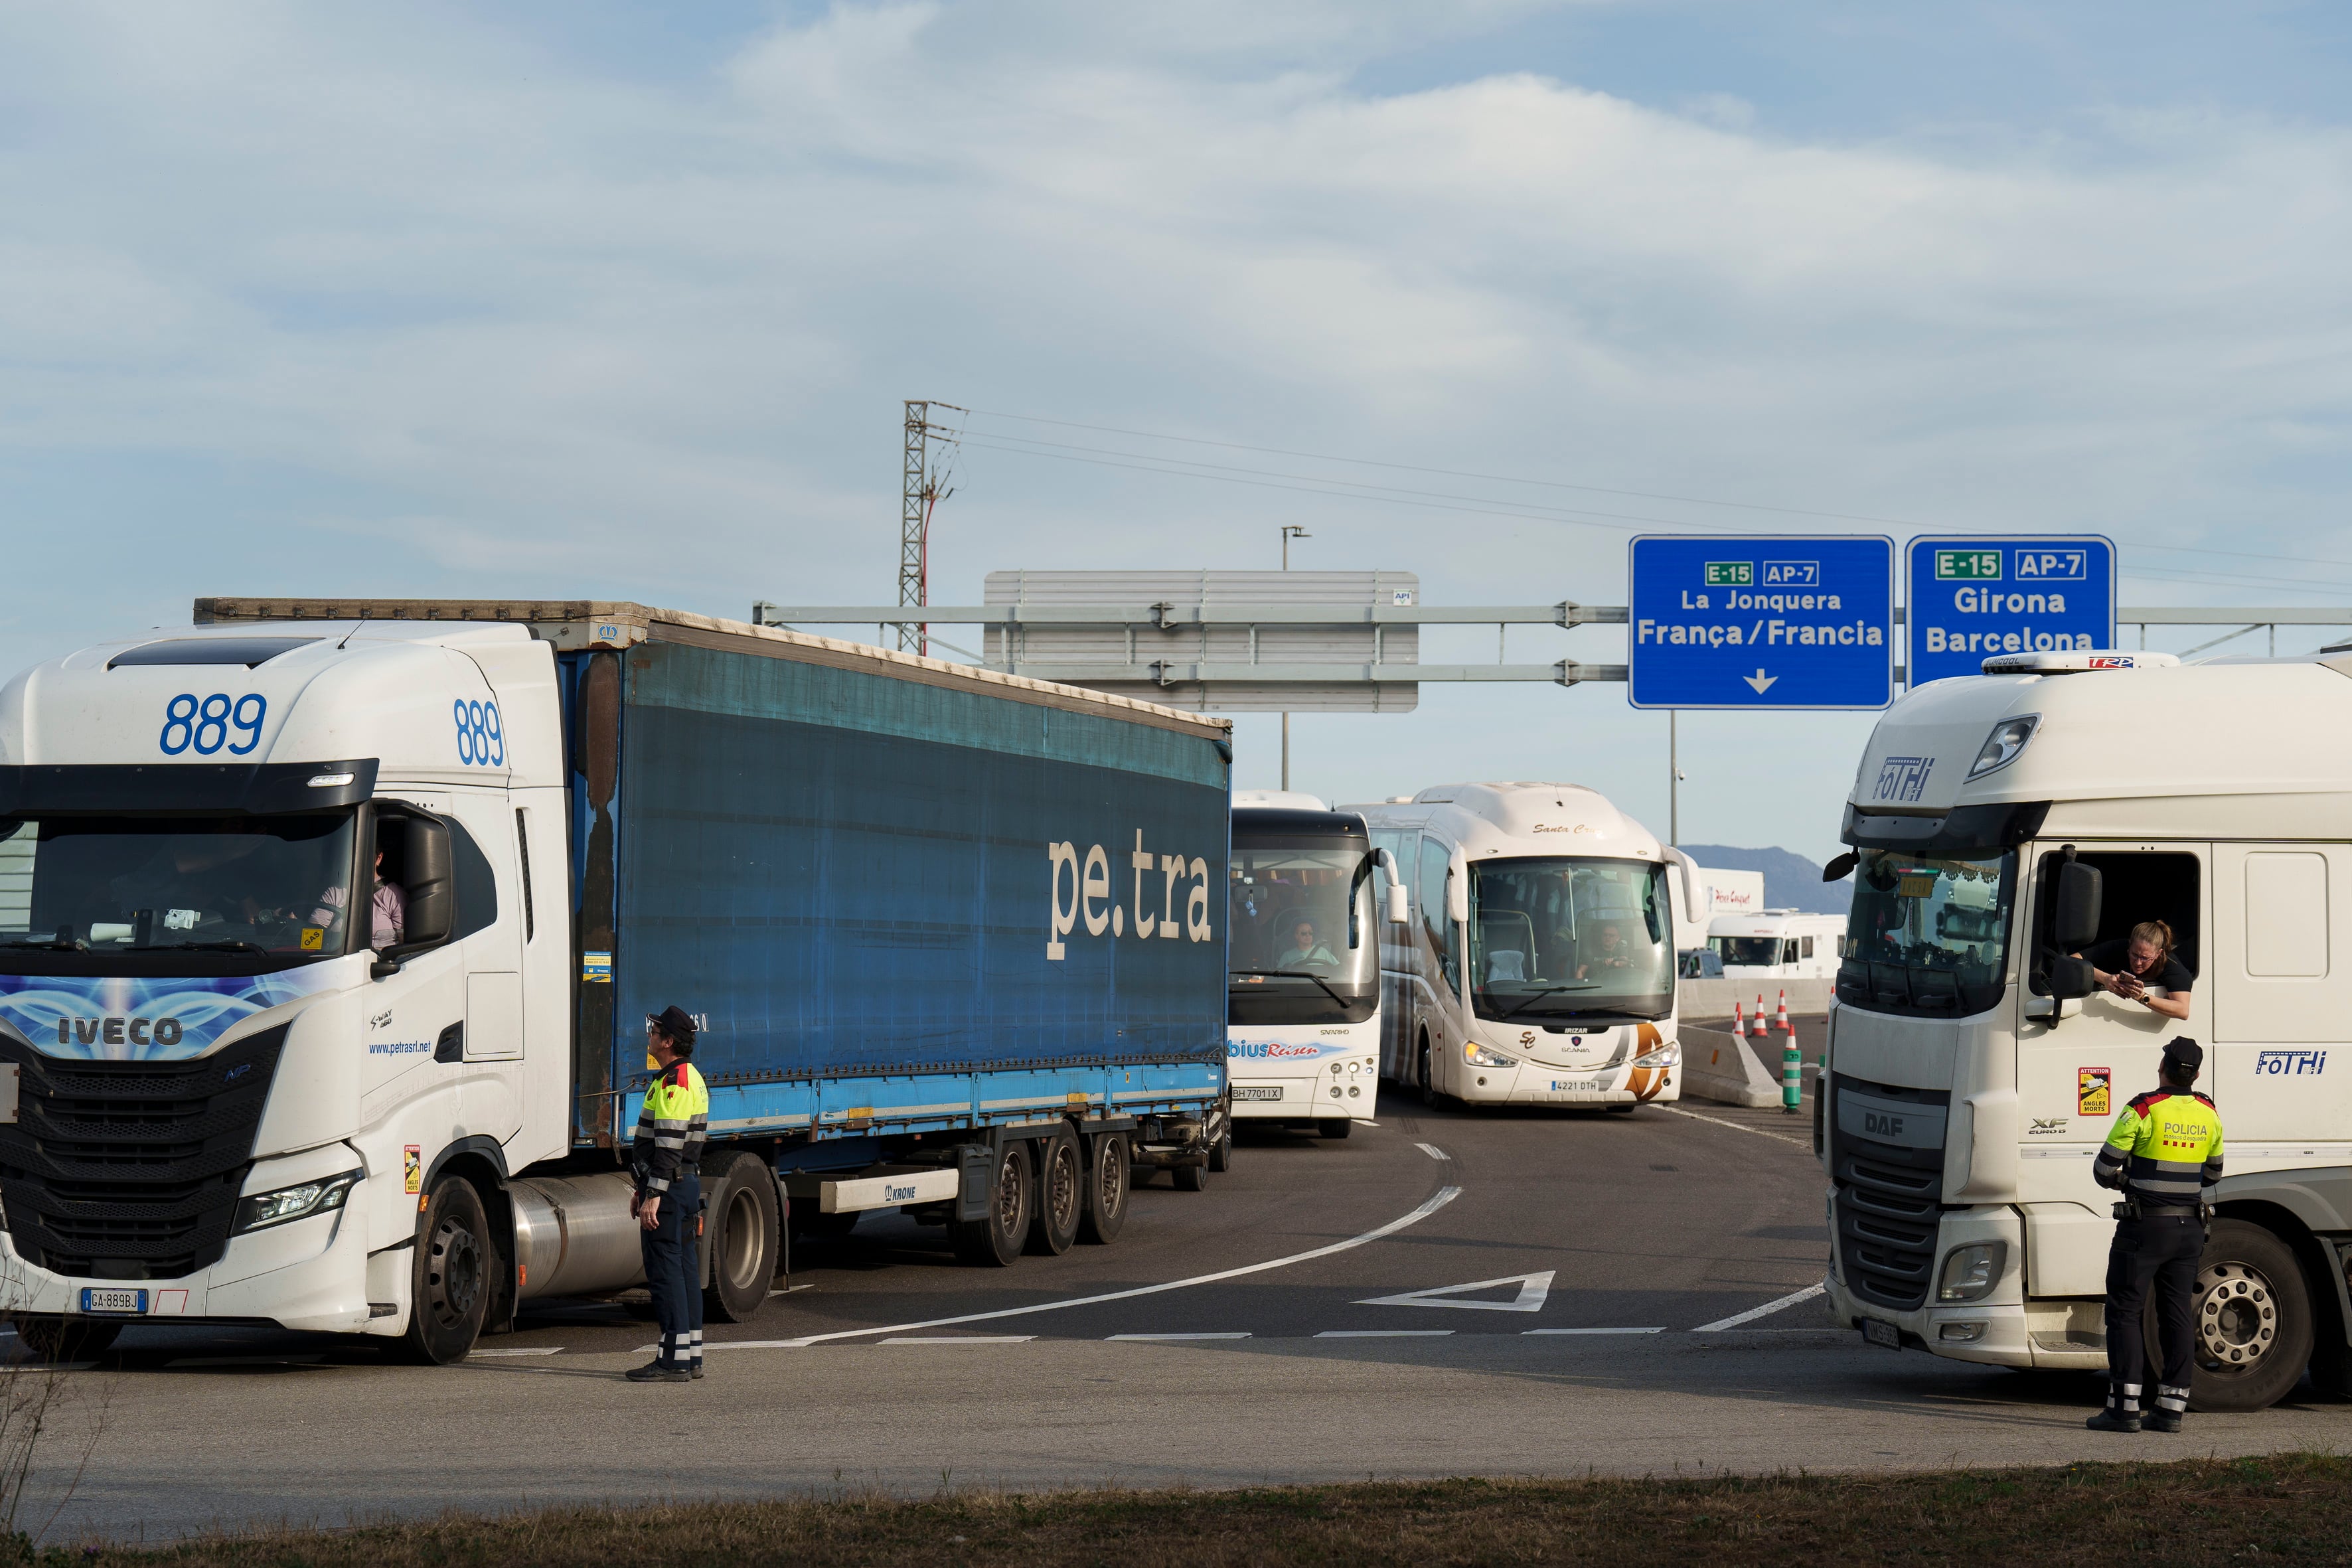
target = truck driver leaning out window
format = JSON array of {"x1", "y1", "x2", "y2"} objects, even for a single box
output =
[
  {"x1": 2075, "y1": 919, "x2": 2192, "y2": 1022},
  {"x1": 2086, "y1": 1036, "x2": 2223, "y2": 1435}
]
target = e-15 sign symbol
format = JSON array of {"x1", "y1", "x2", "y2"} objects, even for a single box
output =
[
  {"x1": 1703, "y1": 562, "x2": 1753, "y2": 587},
  {"x1": 1934, "y1": 550, "x2": 2001, "y2": 581}
]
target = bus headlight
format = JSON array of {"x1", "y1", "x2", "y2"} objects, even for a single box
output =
[
  {"x1": 1630, "y1": 1041, "x2": 1681, "y2": 1068},
  {"x1": 1464, "y1": 1042, "x2": 1518, "y2": 1067},
  {"x1": 1936, "y1": 1241, "x2": 2007, "y2": 1302}
]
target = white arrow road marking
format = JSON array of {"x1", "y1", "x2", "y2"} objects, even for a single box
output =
[
  {"x1": 1692, "y1": 1283, "x2": 1826, "y2": 1332},
  {"x1": 681, "y1": 1183, "x2": 1466, "y2": 1351},
  {"x1": 1743, "y1": 669, "x2": 1778, "y2": 694},
  {"x1": 1354, "y1": 1271, "x2": 1555, "y2": 1313}
]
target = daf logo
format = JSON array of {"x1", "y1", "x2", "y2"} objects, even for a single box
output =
[
  {"x1": 54, "y1": 1016, "x2": 183, "y2": 1048},
  {"x1": 1864, "y1": 1110, "x2": 1906, "y2": 1138}
]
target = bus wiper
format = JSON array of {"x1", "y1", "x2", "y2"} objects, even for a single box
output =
[
  {"x1": 0, "y1": 937, "x2": 81, "y2": 952},
  {"x1": 1231, "y1": 969, "x2": 1351, "y2": 1009},
  {"x1": 148, "y1": 939, "x2": 270, "y2": 955},
  {"x1": 1487, "y1": 983, "x2": 1599, "y2": 1021}
]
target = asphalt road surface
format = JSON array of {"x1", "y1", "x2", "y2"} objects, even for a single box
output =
[{"x1": 18, "y1": 1091, "x2": 2352, "y2": 1543}]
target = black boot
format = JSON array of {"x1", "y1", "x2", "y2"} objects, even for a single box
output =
[
  {"x1": 626, "y1": 1360, "x2": 690, "y2": 1383},
  {"x1": 2084, "y1": 1409, "x2": 2142, "y2": 1433}
]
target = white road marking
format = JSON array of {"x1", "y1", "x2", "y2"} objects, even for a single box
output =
[
  {"x1": 879, "y1": 1336, "x2": 1035, "y2": 1344},
  {"x1": 714, "y1": 1183, "x2": 1465, "y2": 1350},
  {"x1": 1523, "y1": 1327, "x2": 1666, "y2": 1336},
  {"x1": 1316, "y1": 1330, "x2": 1453, "y2": 1338},
  {"x1": 1660, "y1": 1105, "x2": 1811, "y2": 1149},
  {"x1": 467, "y1": 1346, "x2": 564, "y2": 1358},
  {"x1": 1414, "y1": 1142, "x2": 1451, "y2": 1160},
  {"x1": 1692, "y1": 1283, "x2": 1827, "y2": 1332},
  {"x1": 1356, "y1": 1271, "x2": 1553, "y2": 1313},
  {"x1": 1105, "y1": 1332, "x2": 1251, "y2": 1341}
]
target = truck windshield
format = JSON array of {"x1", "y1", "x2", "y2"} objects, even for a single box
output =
[
  {"x1": 1838, "y1": 847, "x2": 2015, "y2": 1016},
  {"x1": 1712, "y1": 936, "x2": 1785, "y2": 967},
  {"x1": 0, "y1": 814, "x2": 358, "y2": 967},
  {"x1": 1229, "y1": 839, "x2": 1377, "y2": 1024},
  {"x1": 1468, "y1": 857, "x2": 1672, "y2": 1023}
]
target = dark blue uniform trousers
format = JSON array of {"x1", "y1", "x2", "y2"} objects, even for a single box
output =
[{"x1": 641, "y1": 1174, "x2": 704, "y2": 1370}]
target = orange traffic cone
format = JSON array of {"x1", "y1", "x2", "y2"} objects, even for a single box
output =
[
  {"x1": 1733, "y1": 1001, "x2": 1746, "y2": 1038},
  {"x1": 1774, "y1": 989, "x2": 1792, "y2": 1034},
  {"x1": 1755, "y1": 994, "x2": 1768, "y2": 1037}
]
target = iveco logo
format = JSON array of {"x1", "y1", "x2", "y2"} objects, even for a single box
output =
[
  {"x1": 54, "y1": 1016, "x2": 183, "y2": 1047},
  {"x1": 1864, "y1": 1111, "x2": 1906, "y2": 1138}
]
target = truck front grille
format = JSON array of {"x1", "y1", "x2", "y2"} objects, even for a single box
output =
[
  {"x1": 1830, "y1": 1075, "x2": 1949, "y2": 1313},
  {"x1": 0, "y1": 1026, "x2": 285, "y2": 1281}
]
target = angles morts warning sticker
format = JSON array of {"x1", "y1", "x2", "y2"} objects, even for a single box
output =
[
  {"x1": 2078, "y1": 1067, "x2": 2111, "y2": 1118},
  {"x1": 404, "y1": 1144, "x2": 422, "y2": 1195}
]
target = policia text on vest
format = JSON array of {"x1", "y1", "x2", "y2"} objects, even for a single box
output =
[
  {"x1": 2086, "y1": 1036, "x2": 2224, "y2": 1434},
  {"x1": 628, "y1": 1005, "x2": 712, "y2": 1385}
]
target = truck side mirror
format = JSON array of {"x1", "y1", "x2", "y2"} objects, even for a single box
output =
[
  {"x1": 1824, "y1": 850, "x2": 1858, "y2": 883},
  {"x1": 376, "y1": 817, "x2": 456, "y2": 975},
  {"x1": 2054, "y1": 861, "x2": 2102, "y2": 951},
  {"x1": 2047, "y1": 953, "x2": 2096, "y2": 998}
]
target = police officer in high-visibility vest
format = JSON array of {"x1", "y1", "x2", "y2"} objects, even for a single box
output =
[
  {"x1": 627, "y1": 1005, "x2": 710, "y2": 1384},
  {"x1": 2086, "y1": 1036, "x2": 2224, "y2": 1433}
]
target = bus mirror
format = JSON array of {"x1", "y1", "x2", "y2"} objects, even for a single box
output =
[
  {"x1": 2054, "y1": 862, "x2": 2102, "y2": 950},
  {"x1": 1447, "y1": 868, "x2": 1468, "y2": 923},
  {"x1": 1387, "y1": 883, "x2": 1410, "y2": 925}
]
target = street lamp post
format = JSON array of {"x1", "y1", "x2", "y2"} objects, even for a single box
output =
[{"x1": 1279, "y1": 526, "x2": 1310, "y2": 792}]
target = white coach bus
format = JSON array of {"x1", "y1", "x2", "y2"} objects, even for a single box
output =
[
  {"x1": 1351, "y1": 783, "x2": 1706, "y2": 1109},
  {"x1": 1820, "y1": 647, "x2": 2352, "y2": 1410},
  {"x1": 1226, "y1": 794, "x2": 1405, "y2": 1139}
]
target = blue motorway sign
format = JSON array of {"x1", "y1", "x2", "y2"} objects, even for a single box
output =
[
  {"x1": 1627, "y1": 535, "x2": 1895, "y2": 710},
  {"x1": 1905, "y1": 536, "x2": 2114, "y2": 686}
]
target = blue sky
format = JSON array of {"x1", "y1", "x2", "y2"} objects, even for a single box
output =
[{"x1": 3, "y1": 3, "x2": 2348, "y2": 870}]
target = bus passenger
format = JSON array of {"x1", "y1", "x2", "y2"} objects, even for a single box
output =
[{"x1": 2076, "y1": 919, "x2": 2192, "y2": 1022}]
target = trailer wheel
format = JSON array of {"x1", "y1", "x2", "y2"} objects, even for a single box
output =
[
  {"x1": 1208, "y1": 1129, "x2": 1234, "y2": 1170},
  {"x1": 703, "y1": 1151, "x2": 780, "y2": 1323},
  {"x1": 11, "y1": 1316, "x2": 121, "y2": 1362},
  {"x1": 1315, "y1": 1119, "x2": 1352, "y2": 1141},
  {"x1": 1079, "y1": 1132, "x2": 1129, "y2": 1245},
  {"x1": 400, "y1": 1176, "x2": 491, "y2": 1365},
  {"x1": 1026, "y1": 1127, "x2": 1082, "y2": 1257},
  {"x1": 951, "y1": 1142, "x2": 1030, "y2": 1268},
  {"x1": 2168, "y1": 1220, "x2": 2313, "y2": 1412},
  {"x1": 1172, "y1": 1154, "x2": 1210, "y2": 1192}
]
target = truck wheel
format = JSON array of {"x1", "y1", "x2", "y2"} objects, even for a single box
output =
[
  {"x1": 11, "y1": 1316, "x2": 121, "y2": 1362},
  {"x1": 703, "y1": 1152, "x2": 780, "y2": 1324},
  {"x1": 401, "y1": 1177, "x2": 491, "y2": 1365},
  {"x1": 1208, "y1": 1129, "x2": 1234, "y2": 1170},
  {"x1": 1026, "y1": 1128, "x2": 1083, "y2": 1257},
  {"x1": 2169, "y1": 1219, "x2": 2314, "y2": 1412},
  {"x1": 1079, "y1": 1132, "x2": 1129, "y2": 1245},
  {"x1": 1316, "y1": 1119, "x2": 1352, "y2": 1141},
  {"x1": 1172, "y1": 1154, "x2": 1210, "y2": 1192},
  {"x1": 951, "y1": 1142, "x2": 1030, "y2": 1268}
]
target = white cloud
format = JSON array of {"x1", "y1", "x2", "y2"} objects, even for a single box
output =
[{"x1": 1, "y1": 2, "x2": 2349, "y2": 854}]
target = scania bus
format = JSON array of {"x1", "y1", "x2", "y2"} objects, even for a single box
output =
[
  {"x1": 1225, "y1": 793, "x2": 1404, "y2": 1139},
  {"x1": 1821, "y1": 647, "x2": 2352, "y2": 1410},
  {"x1": 1351, "y1": 783, "x2": 1706, "y2": 1109}
]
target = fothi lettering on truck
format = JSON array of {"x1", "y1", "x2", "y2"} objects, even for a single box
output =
[
  {"x1": 1043, "y1": 829, "x2": 1216, "y2": 959},
  {"x1": 0, "y1": 970, "x2": 337, "y2": 1061},
  {"x1": 2257, "y1": 1050, "x2": 2327, "y2": 1077},
  {"x1": 1873, "y1": 756, "x2": 1935, "y2": 803}
]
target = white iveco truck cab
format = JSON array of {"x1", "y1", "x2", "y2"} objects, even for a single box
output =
[
  {"x1": 1822, "y1": 647, "x2": 2352, "y2": 1409},
  {"x1": 1226, "y1": 793, "x2": 1407, "y2": 1139},
  {"x1": 1355, "y1": 783, "x2": 1707, "y2": 1109}
]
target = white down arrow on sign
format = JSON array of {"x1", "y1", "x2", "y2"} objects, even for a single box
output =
[{"x1": 1354, "y1": 1271, "x2": 1555, "y2": 1312}]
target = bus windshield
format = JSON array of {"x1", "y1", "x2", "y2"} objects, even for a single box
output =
[
  {"x1": 1468, "y1": 856, "x2": 1672, "y2": 1023},
  {"x1": 1838, "y1": 847, "x2": 2015, "y2": 1016},
  {"x1": 0, "y1": 813, "x2": 360, "y2": 969},
  {"x1": 1229, "y1": 838, "x2": 1377, "y2": 1025}
]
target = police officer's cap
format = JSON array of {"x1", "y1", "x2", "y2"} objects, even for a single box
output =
[
  {"x1": 2161, "y1": 1036, "x2": 2203, "y2": 1075},
  {"x1": 647, "y1": 1005, "x2": 698, "y2": 1048}
]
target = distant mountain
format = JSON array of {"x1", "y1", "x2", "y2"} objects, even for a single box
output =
[{"x1": 1677, "y1": 844, "x2": 1851, "y2": 915}]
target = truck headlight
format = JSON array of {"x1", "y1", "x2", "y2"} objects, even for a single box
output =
[
  {"x1": 1630, "y1": 1040, "x2": 1681, "y2": 1068},
  {"x1": 1966, "y1": 716, "x2": 2039, "y2": 779},
  {"x1": 1936, "y1": 1241, "x2": 2007, "y2": 1302},
  {"x1": 1464, "y1": 1042, "x2": 1518, "y2": 1067},
  {"x1": 235, "y1": 1169, "x2": 363, "y2": 1234}
]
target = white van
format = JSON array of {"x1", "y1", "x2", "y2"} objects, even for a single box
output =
[
  {"x1": 1350, "y1": 783, "x2": 1707, "y2": 1109},
  {"x1": 1709, "y1": 910, "x2": 1846, "y2": 980}
]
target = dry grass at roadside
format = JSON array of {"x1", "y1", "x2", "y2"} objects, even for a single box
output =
[{"x1": 44, "y1": 1452, "x2": 2352, "y2": 1567}]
